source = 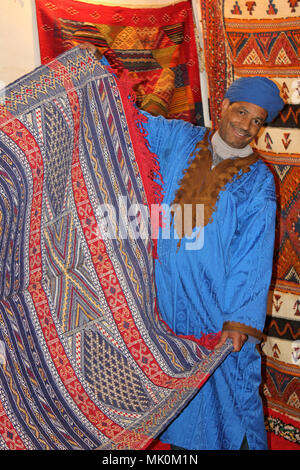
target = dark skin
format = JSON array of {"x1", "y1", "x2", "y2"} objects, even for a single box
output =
[
  {"x1": 215, "y1": 99, "x2": 267, "y2": 352},
  {"x1": 215, "y1": 330, "x2": 248, "y2": 353}
]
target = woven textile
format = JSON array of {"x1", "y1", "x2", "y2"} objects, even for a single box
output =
[
  {"x1": 0, "y1": 47, "x2": 231, "y2": 450},
  {"x1": 262, "y1": 289, "x2": 300, "y2": 449},
  {"x1": 199, "y1": 0, "x2": 300, "y2": 449},
  {"x1": 35, "y1": 0, "x2": 203, "y2": 124}
]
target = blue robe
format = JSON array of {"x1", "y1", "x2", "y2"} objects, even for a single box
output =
[{"x1": 142, "y1": 113, "x2": 276, "y2": 450}]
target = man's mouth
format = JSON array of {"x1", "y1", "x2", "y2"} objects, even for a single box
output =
[{"x1": 231, "y1": 125, "x2": 250, "y2": 139}]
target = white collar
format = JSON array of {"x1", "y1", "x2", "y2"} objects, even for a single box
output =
[{"x1": 211, "y1": 131, "x2": 253, "y2": 160}]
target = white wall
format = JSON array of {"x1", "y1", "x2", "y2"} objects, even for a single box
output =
[{"x1": 0, "y1": 0, "x2": 40, "y2": 85}]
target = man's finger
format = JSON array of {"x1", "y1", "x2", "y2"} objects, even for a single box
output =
[{"x1": 215, "y1": 331, "x2": 228, "y2": 349}]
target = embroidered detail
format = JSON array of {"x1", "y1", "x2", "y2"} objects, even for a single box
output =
[{"x1": 171, "y1": 131, "x2": 259, "y2": 242}]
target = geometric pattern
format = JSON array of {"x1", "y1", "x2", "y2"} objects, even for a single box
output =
[
  {"x1": 263, "y1": 159, "x2": 300, "y2": 292},
  {"x1": 199, "y1": 0, "x2": 300, "y2": 449},
  {"x1": 43, "y1": 102, "x2": 73, "y2": 218},
  {"x1": 0, "y1": 46, "x2": 231, "y2": 450},
  {"x1": 83, "y1": 328, "x2": 152, "y2": 413},
  {"x1": 264, "y1": 411, "x2": 300, "y2": 449},
  {"x1": 224, "y1": 18, "x2": 300, "y2": 77},
  {"x1": 262, "y1": 358, "x2": 300, "y2": 423},
  {"x1": 35, "y1": 0, "x2": 203, "y2": 124},
  {"x1": 223, "y1": 0, "x2": 300, "y2": 17},
  {"x1": 261, "y1": 290, "x2": 300, "y2": 448},
  {"x1": 43, "y1": 213, "x2": 106, "y2": 334},
  {"x1": 262, "y1": 290, "x2": 300, "y2": 365}
]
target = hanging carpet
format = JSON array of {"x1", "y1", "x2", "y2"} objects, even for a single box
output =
[
  {"x1": 34, "y1": 0, "x2": 203, "y2": 125},
  {"x1": 0, "y1": 47, "x2": 231, "y2": 450},
  {"x1": 199, "y1": 0, "x2": 300, "y2": 450}
]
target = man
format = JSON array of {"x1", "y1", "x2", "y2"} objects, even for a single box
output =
[
  {"x1": 140, "y1": 77, "x2": 284, "y2": 450},
  {"x1": 84, "y1": 42, "x2": 282, "y2": 448}
]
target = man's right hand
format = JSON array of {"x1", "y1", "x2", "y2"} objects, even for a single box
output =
[
  {"x1": 215, "y1": 329, "x2": 248, "y2": 352},
  {"x1": 79, "y1": 42, "x2": 103, "y2": 60}
]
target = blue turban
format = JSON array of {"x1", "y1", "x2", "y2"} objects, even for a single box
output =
[{"x1": 225, "y1": 77, "x2": 284, "y2": 123}]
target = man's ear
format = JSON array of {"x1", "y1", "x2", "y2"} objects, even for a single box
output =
[{"x1": 221, "y1": 98, "x2": 231, "y2": 115}]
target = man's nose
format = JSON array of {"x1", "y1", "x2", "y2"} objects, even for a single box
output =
[{"x1": 239, "y1": 115, "x2": 252, "y2": 131}]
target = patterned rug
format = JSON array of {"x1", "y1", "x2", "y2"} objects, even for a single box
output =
[
  {"x1": 34, "y1": 0, "x2": 203, "y2": 125},
  {"x1": 262, "y1": 289, "x2": 300, "y2": 449},
  {"x1": 199, "y1": 0, "x2": 300, "y2": 450},
  {"x1": 0, "y1": 47, "x2": 231, "y2": 450}
]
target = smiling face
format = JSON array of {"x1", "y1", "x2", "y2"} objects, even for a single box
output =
[{"x1": 218, "y1": 99, "x2": 267, "y2": 149}]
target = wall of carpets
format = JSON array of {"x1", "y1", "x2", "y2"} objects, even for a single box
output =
[
  {"x1": 35, "y1": 0, "x2": 204, "y2": 125},
  {"x1": 199, "y1": 0, "x2": 300, "y2": 450}
]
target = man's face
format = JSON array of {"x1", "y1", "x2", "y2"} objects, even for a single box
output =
[{"x1": 218, "y1": 99, "x2": 267, "y2": 149}]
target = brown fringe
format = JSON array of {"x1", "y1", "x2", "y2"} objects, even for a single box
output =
[{"x1": 171, "y1": 131, "x2": 259, "y2": 242}]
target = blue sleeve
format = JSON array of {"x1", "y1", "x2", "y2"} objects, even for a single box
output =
[
  {"x1": 223, "y1": 164, "x2": 276, "y2": 336},
  {"x1": 140, "y1": 112, "x2": 206, "y2": 179},
  {"x1": 100, "y1": 56, "x2": 110, "y2": 67}
]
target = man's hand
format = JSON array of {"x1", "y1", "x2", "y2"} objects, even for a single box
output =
[
  {"x1": 79, "y1": 42, "x2": 103, "y2": 60},
  {"x1": 215, "y1": 329, "x2": 248, "y2": 352}
]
